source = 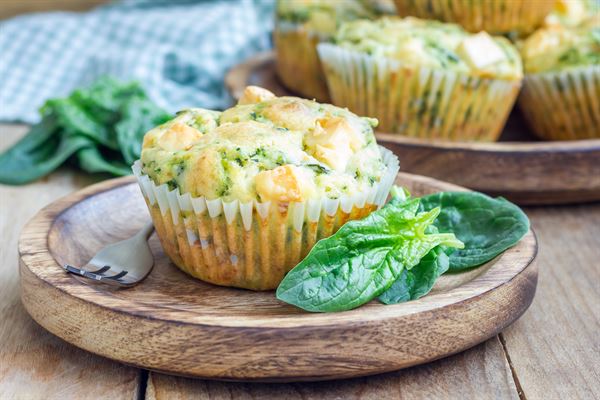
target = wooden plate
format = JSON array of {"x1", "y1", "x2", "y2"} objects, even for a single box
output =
[
  {"x1": 19, "y1": 174, "x2": 538, "y2": 382},
  {"x1": 226, "y1": 52, "x2": 600, "y2": 205}
]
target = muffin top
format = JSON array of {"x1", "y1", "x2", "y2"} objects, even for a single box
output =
[
  {"x1": 276, "y1": 0, "x2": 394, "y2": 37},
  {"x1": 520, "y1": 17, "x2": 600, "y2": 73},
  {"x1": 141, "y1": 87, "x2": 387, "y2": 203},
  {"x1": 544, "y1": 0, "x2": 599, "y2": 28},
  {"x1": 332, "y1": 17, "x2": 523, "y2": 80}
]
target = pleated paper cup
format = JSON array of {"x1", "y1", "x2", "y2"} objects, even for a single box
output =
[
  {"x1": 518, "y1": 66, "x2": 600, "y2": 140},
  {"x1": 394, "y1": 0, "x2": 553, "y2": 37},
  {"x1": 133, "y1": 147, "x2": 399, "y2": 291},
  {"x1": 318, "y1": 43, "x2": 522, "y2": 141},
  {"x1": 274, "y1": 22, "x2": 330, "y2": 102}
]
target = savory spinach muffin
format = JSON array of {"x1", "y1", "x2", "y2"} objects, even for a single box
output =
[
  {"x1": 274, "y1": 0, "x2": 394, "y2": 102},
  {"x1": 317, "y1": 17, "x2": 523, "y2": 141},
  {"x1": 544, "y1": 0, "x2": 599, "y2": 28},
  {"x1": 133, "y1": 86, "x2": 399, "y2": 290},
  {"x1": 394, "y1": 0, "x2": 554, "y2": 37},
  {"x1": 518, "y1": 18, "x2": 600, "y2": 140}
]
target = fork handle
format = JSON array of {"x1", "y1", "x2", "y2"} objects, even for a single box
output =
[{"x1": 135, "y1": 222, "x2": 155, "y2": 240}]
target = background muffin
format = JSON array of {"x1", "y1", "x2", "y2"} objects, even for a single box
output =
[
  {"x1": 394, "y1": 0, "x2": 554, "y2": 38},
  {"x1": 274, "y1": 0, "x2": 394, "y2": 102},
  {"x1": 544, "y1": 0, "x2": 600, "y2": 28},
  {"x1": 134, "y1": 86, "x2": 399, "y2": 290},
  {"x1": 318, "y1": 17, "x2": 523, "y2": 141},
  {"x1": 518, "y1": 18, "x2": 600, "y2": 140}
]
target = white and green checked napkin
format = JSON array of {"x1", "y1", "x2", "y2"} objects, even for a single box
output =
[{"x1": 0, "y1": 0, "x2": 274, "y2": 123}]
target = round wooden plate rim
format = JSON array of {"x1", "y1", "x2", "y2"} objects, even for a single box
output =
[
  {"x1": 19, "y1": 175, "x2": 537, "y2": 329},
  {"x1": 227, "y1": 51, "x2": 600, "y2": 152},
  {"x1": 376, "y1": 132, "x2": 600, "y2": 152}
]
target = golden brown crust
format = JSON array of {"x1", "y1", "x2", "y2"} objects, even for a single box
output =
[
  {"x1": 394, "y1": 0, "x2": 554, "y2": 37},
  {"x1": 518, "y1": 67, "x2": 600, "y2": 140},
  {"x1": 147, "y1": 200, "x2": 377, "y2": 290},
  {"x1": 318, "y1": 44, "x2": 522, "y2": 141},
  {"x1": 273, "y1": 28, "x2": 331, "y2": 102},
  {"x1": 141, "y1": 89, "x2": 384, "y2": 202}
]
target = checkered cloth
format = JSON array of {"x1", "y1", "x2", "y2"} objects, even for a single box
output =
[{"x1": 0, "y1": 0, "x2": 274, "y2": 123}]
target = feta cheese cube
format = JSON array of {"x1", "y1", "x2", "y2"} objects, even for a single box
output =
[{"x1": 458, "y1": 32, "x2": 506, "y2": 70}]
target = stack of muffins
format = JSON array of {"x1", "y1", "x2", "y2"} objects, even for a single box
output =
[
  {"x1": 134, "y1": 1, "x2": 597, "y2": 292},
  {"x1": 274, "y1": 0, "x2": 600, "y2": 141},
  {"x1": 274, "y1": 0, "x2": 396, "y2": 102}
]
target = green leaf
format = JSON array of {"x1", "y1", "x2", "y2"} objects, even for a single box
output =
[
  {"x1": 115, "y1": 97, "x2": 172, "y2": 165},
  {"x1": 1, "y1": 115, "x2": 58, "y2": 152},
  {"x1": 70, "y1": 77, "x2": 145, "y2": 114},
  {"x1": 276, "y1": 198, "x2": 463, "y2": 313},
  {"x1": 0, "y1": 77, "x2": 170, "y2": 184},
  {"x1": 419, "y1": 192, "x2": 530, "y2": 271},
  {"x1": 76, "y1": 146, "x2": 131, "y2": 176},
  {"x1": 44, "y1": 97, "x2": 118, "y2": 150},
  {"x1": 378, "y1": 246, "x2": 449, "y2": 304},
  {"x1": 0, "y1": 119, "x2": 90, "y2": 185},
  {"x1": 389, "y1": 186, "x2": 409, "y2": 203}
]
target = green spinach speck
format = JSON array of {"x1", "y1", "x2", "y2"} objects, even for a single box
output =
[{"x1": 306, "y1": 164, "x2": 330, "y2": 175}]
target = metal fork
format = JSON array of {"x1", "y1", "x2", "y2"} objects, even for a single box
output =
[{"x1": 63, "y1": 222, "x2": 155, "y2": 287}]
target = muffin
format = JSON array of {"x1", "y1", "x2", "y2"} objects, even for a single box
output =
[
  {"x1": 317, "y1": 17, "x2": 523, "y2": 141},
  {"x1": 394, "y1": 0, "x2": 554, "y2": 37},
  {"x1": 544, "y1": 0, "x2": 600, "y2": 28},
  {"x1": 133, "y1": 86, "x2": 399, "y2": 290},
  {"x1": 274, "y1": 0, "x2": 394, "y2": 102},
  {"x1": 518, "y1": 18, "x2": 600, "y2": 140}
]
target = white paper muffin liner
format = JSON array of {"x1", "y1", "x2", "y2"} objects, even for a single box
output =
[
  {"x1": 518, "y1": 65, "x2": 600, "y2": 140},
  {"x1": 274, "y1": 21, "x2": 331, "y2": 102},
  {"x1": 317, "y1": 43, "x2": 522, "y2": 141},
  {"x1": 133, "y1": 146, "x2": 399, "y2": 290}
]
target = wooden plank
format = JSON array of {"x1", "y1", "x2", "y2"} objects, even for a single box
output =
[
  {"x1": 146, "y1": 337, "x2": 519, "y2": 400},
  {"x1": 0, "y1": 125, "x2": 140, "y2": 399},
  {"x1": 501, "y1": 205, "x2": 600, "y2": 400}
]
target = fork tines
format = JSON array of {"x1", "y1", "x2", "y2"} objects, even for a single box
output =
[{"x1": 63, "y1": 264, "x2": 129, "y2": 283}]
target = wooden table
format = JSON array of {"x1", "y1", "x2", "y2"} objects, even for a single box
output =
[{"x1": 1, "y1": 124, "x2": 598, "y2": 399}]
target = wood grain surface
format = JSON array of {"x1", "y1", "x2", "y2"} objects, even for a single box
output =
[
  {"x1": 2, "y1": 122, "x2": 599, "y2": 398},
  {"x1": 146, "y1": 337, "x2": 519, "y2": 400},
  {"x1": 0, "y1": 125, "x2": 140, "y2": 400},
  {"x1": 18, "y1": 173, "x2": 537, "y2": 381},
  {"x1": 225, "y1": 52, "x2": 600, "y2": 205},
  {"x1": 501, "y1": 205, "x2": 600, "y2": 399}
]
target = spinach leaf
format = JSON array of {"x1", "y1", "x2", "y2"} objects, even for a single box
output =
[
  {"x1": 44, "y1": 97, "x2": 118, "y2": 150},
  {"x1": 378, "y1": 246, "x2": 449, "y2": 304},
  {"x1": 276, "y1": 197, "x2": 463, "y2": 312},
  {"x1": 76, "y1": 146, "x2": 131, "y2": 176},
  {"x1": 0, "y1": 77, "x2": 171, "y2": 185},
  {"x1": 115, "y1": 97, "x2": 172, "y2": 165},
  {"x1": 1, "y1": 115, "x2": 58, "y2": 153},
  {"x1": 70, "y1": 78, "x2": 145, "y2": 116},
  {"x1": 419, "y1": 192, "x2": 530, "y2": 271},
  {"x1": 0, "y1": 119, "x2": 90, "y2": 185}
]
